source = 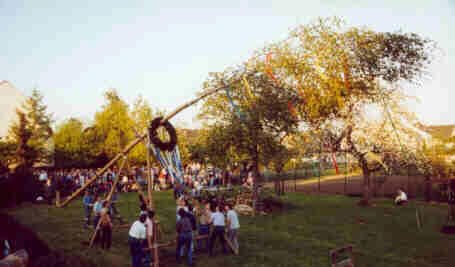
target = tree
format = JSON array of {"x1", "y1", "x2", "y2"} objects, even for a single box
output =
[
  {"x1": 262, "y1": 17, "x2": 435, "y2": 204},
  {"x1": 93, "y1": 89, "x2": 135, "y2": 160},
  {"x1": 8, "y1": 89, "x2": 53, "y2": 167},
  {"x1": 200, "y1": 61, "x2": 300, "y2": 214},
  {"x1": 53, "y1": 118, "x2": 99, "y2": 168}
]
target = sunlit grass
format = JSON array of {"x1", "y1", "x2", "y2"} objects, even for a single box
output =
[{"x1": 6, "y1": 191, "x2": 455, "y2": 267}]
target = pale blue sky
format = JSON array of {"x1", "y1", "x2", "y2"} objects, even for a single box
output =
[{"x1": 1, "y1": 0, "x2": 454, "y2": 128}]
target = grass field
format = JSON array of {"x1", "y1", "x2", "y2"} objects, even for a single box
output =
[{"x1": 5, "y1": 190, "x2": 455, "y2": 267}]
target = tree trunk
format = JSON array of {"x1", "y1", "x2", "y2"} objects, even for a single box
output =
[
  {"x1": 361, "y1": 166, "x2": 371, "y2": 205},
  {"x1": 252, "y1": 147, "x2": 260, "y2": 216}
]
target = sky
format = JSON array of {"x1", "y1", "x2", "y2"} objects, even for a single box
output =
[{"x1": 1, "y1": 0, "x2": 454, "y2": 128}]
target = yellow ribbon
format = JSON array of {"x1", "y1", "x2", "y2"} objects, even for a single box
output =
[{"x1": 243, "y1": 60, "x2": 255, "y2": 101}]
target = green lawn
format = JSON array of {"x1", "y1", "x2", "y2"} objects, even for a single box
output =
[{"x1": 6, "y1": 191, "x2": 455, "y2": 267}]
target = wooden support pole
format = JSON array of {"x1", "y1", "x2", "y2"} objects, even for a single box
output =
[
  {"x1": 89, "y1": 158, "x2": 127, "y2": 248},
  {"x1": 153, "y1": 221, "x2": 159, "y2": 267},
  {"x1": 55, "y1": 191, "x2": 60, "y2": 207},
  {"x1": 147, "y1": 131, "x2": 153, "y2": 210}
]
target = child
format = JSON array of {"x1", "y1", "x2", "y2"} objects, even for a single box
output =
[
  {"x1": 99, "y1": 201, "x2": 113, "y2": 250},
  {"x1": 395, "y1": 188, "x2": 408, "y2": 205}
]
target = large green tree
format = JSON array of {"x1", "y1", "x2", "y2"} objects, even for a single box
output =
[
  {"x1": 267, "y1": 17, "x2": 435, "y2": 204},
  {"x1": 8, "y1": 89, "x2": 53, "y2": 167}
]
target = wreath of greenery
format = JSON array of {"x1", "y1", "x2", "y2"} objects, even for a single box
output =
[{"x1": 148, "y1": 117, "x2": 178, "y2": 152}]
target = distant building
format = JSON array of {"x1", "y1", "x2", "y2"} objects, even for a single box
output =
[{"x1": 0, "y1": 80, "x2": 26, "y2": 139}]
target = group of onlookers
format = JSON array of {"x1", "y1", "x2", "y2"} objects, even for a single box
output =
[{"x1": 126, "y1": 194, "x2": 240, "y2": 267}]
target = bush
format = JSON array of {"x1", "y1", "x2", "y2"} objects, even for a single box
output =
[{"x1": 0, "y1": 165, "x2": 45, "y2": 209}]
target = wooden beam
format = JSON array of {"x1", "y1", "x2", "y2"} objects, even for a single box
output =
[{"x1": 55, "y1": 191, "x2": 60, "y2": 207}]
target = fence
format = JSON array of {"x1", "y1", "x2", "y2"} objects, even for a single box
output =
[{"x1": 260, "y1": 164, "x2": 454, "y2": 202}]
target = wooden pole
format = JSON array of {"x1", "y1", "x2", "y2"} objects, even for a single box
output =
[
  {"x1": 147, "y1": 131, "x2": 153, "y2": 210},
  {"x1": 125, "y1": 157, "x2": 149, "y2": 205},
  {"x1": 153, "y1": 221, "x2": 159, "y2": 267},
  {"x1": 55, "y1": 191, "x2": 60, "y2": 207},
  {"x1": 89, "y1": 158, "x2": 127, "y2": 248},
  {"x1": 58, "y1": 86, "x2": 226, "y2": 208}
]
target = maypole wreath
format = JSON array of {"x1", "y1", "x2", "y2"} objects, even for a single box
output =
[{"x1": 148, "y1": 117, "x2": 178, "y2": 151}]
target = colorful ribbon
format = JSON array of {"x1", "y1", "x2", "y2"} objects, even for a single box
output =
[{"x1": 225, "y1": 86, "x2": 244, "y2": 120}]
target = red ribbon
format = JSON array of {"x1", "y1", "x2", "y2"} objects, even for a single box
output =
[
  {"x1": 288, "y1": 101, "x2": 297, "y2": 120},
  {"x1": 266, "y1": 53, "x2": 280, "y2": 86}
]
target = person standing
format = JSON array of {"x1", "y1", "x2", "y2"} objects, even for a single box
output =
[
  {"x1": 82, "y1": 191, "x2": 93, "y2": 228},
  {"x1": 128, "y1": 214, "x2": 147, "y2": 267},
  {"x1": 99, "y1": 201, "x2": 113, "y2": 250},
  {"x1": 198, "y1": 205, "x2": 211, "y2": 252},
  {"x1": 395, "y1": 188, "x2": 408, "y2": 205},
  {"x1": 225, "y1": 204, "x2": 240, "y2": 254},
  {"x1": 208, "y1": 205, "x2": 227, "y2": 256},
  {"x1": 176, "y1": 208, "x2": 193, "y2": 265}
]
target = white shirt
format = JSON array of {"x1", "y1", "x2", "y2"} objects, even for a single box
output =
[
  {"x1": 129, "y1": 221, "x2": 147, "y2": 239},
  {"x1": 400, "y1": 191, "x2": 407, "y2": 201},
  {"x1": 39, "y1": 172, "x2": 47, "y2": 181},
  {"x1": 210, "y1": 211, "x2": 225, "y2": 226},
  {"x1": 227, "y1": 210, "x2": 240, "y2": 229}
]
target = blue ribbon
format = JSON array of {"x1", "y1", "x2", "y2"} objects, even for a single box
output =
[{"x1": 225, "y1": 86, "x2": 245, "y2": 120}]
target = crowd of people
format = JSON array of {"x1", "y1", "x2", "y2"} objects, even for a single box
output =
[
  {"x1": 32, "y1": 163, "x2": 249, "y2": 267},
  {"x1": 127, "y1": 193, "x2": 241, "y2": 267},
  {"x1": 34, "y1": 162, "x2": 244, "y2": 200}
]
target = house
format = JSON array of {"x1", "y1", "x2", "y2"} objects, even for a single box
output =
[{"x1": 0, "y1": 80, "x2": 26, "y2": 139}]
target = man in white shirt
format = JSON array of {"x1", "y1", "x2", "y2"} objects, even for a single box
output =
[
  {"x1": 225, "y1": 204, "x2": 240, "y2": 253},
  {"x1": 128, "y1": 214, "x2": 147, "y2": 267},
  {"x1": 395, "y1": 188, "x2": 408, "y2": 205},
  {"x1": 208, "y1": 205, "x2": 228, "y2": 256}
]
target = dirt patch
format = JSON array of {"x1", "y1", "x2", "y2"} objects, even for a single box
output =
[{"x1": 269, "y1": 175, "x2": 427, "y2": 198}]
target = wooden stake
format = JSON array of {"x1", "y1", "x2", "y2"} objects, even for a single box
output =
[{"x1": 55, "y1": 191, "x2": 60, "y2": 207}]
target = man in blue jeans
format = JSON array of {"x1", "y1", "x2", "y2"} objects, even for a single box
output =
[
  {"x1": 176, "y1": 208, "x2": 193, "y2": 265},
  {"x1": 198, "y1": 204, "x2": 211, "y2": 252}
]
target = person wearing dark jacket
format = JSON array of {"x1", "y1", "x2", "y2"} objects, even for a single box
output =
[{"x1": 176, "y1": 208, "x2": 193, "y2": 265}]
